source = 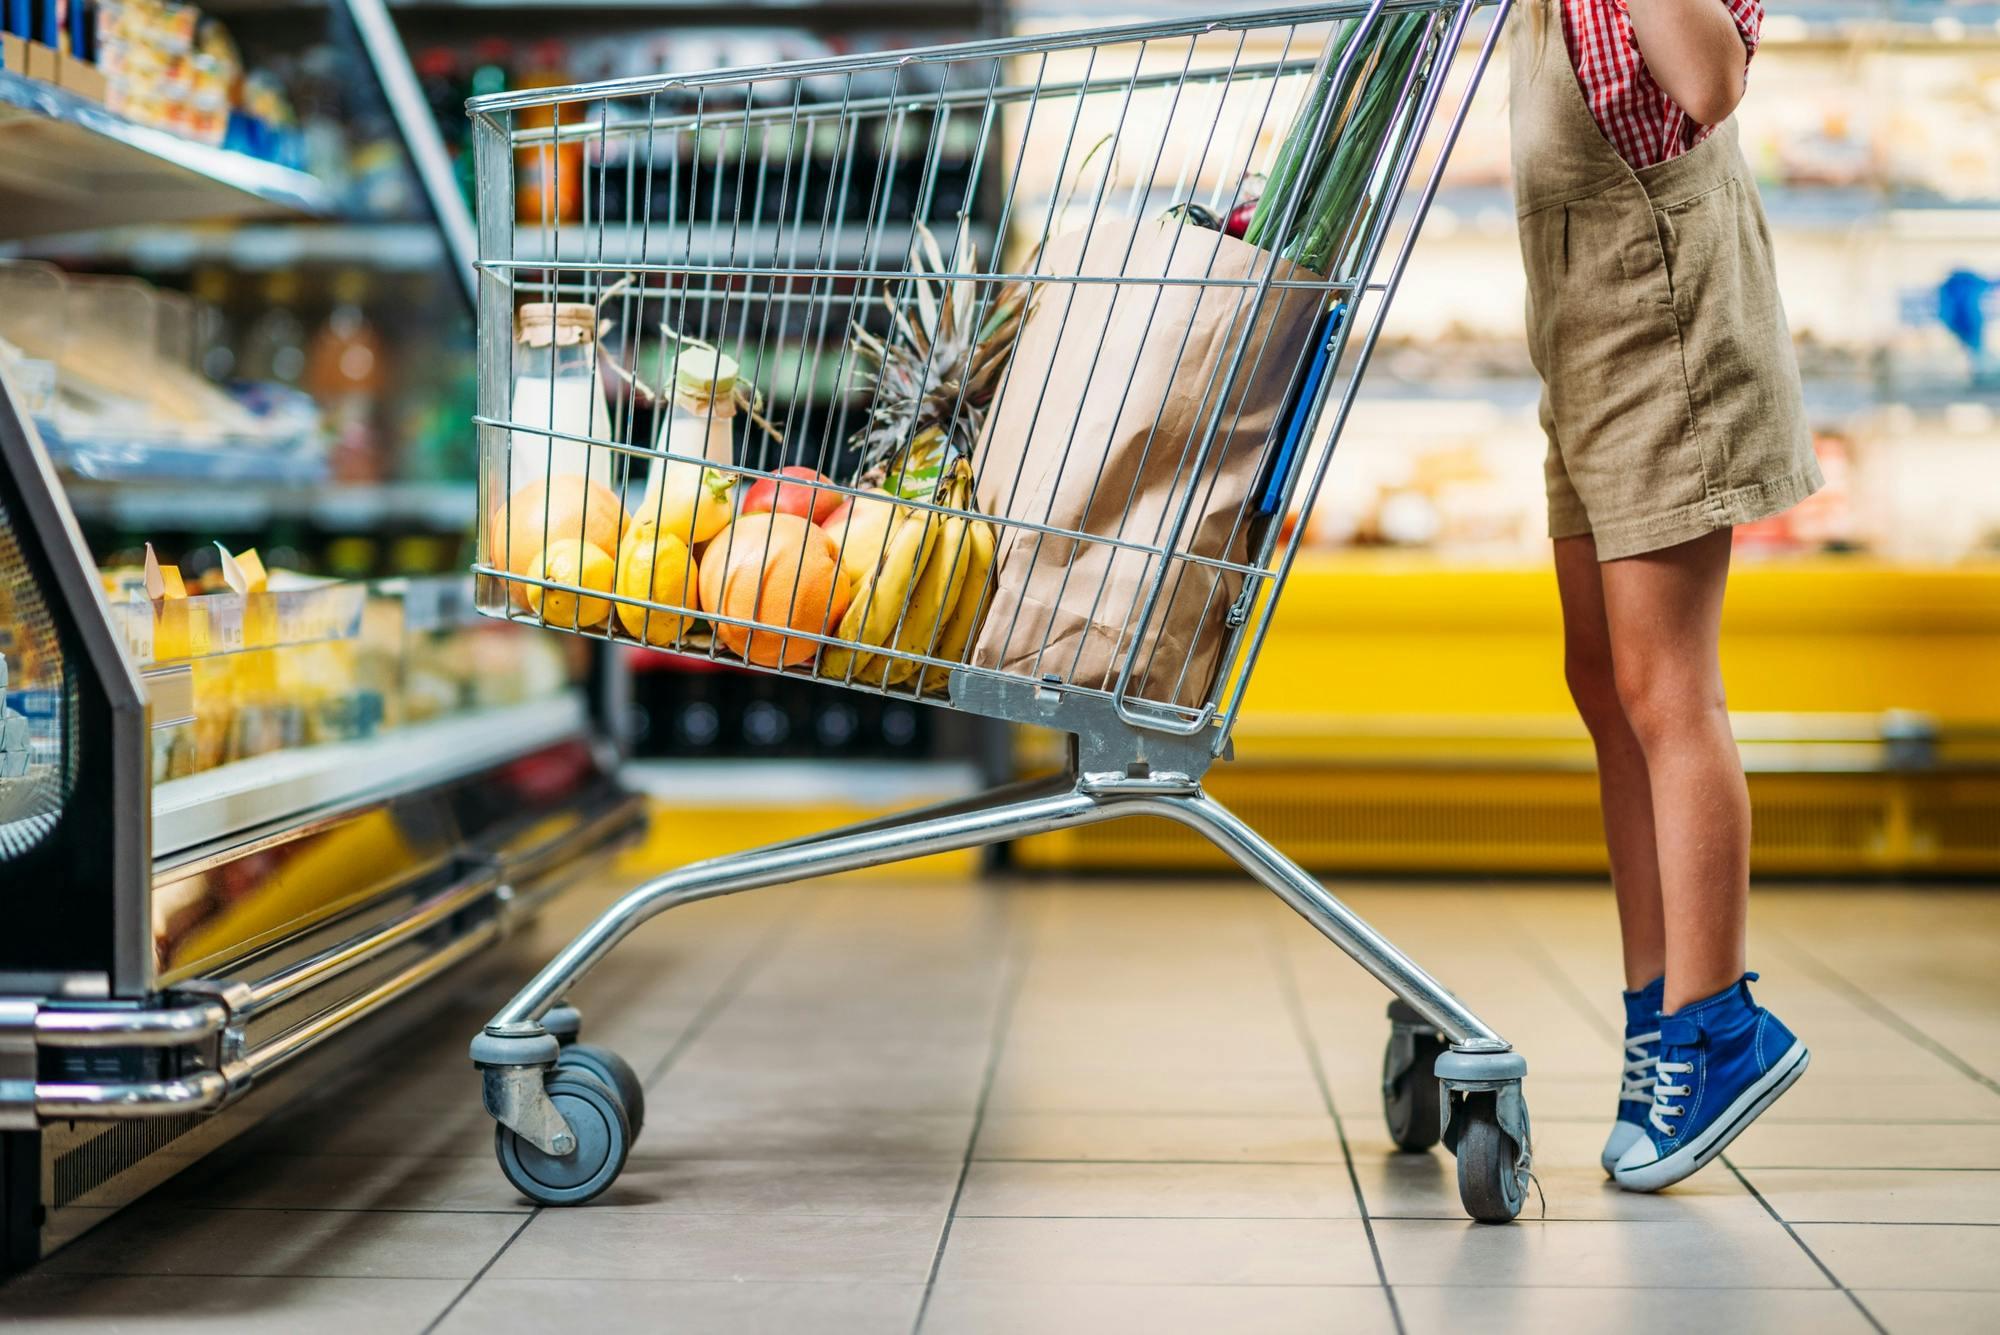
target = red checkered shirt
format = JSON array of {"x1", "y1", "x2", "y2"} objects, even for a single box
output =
[{"x1": 1562, "y1": 0, "x2": 1762, "y2": 169}]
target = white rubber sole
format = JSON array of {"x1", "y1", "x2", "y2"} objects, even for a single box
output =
[
  {"x1": 1601, "y1": 1119, "x2": 1646, "y2": 1177},
  {"x1": 1613, "y1": 1040, "x2": 1810, "y2": 1193}
]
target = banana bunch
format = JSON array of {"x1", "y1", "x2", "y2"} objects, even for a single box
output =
[{"x1": 820, "y1": 461, "x2": 995, "y2": 693}]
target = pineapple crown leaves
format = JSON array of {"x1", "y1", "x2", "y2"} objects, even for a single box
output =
[{"x1": 848, "y1": 218, "x2": 1030, "y2": 482}]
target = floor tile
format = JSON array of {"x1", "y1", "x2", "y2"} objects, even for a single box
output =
[
  {"x1": 1744, "y1": 1169, "x2": 2000, "y2": 1224},
  {"x1": 1729, "y1": 1120, "x2": 2000, "y2": 1170},
  {"x1": 971, "y1": 1112, "x2": 1343, "y2": 1163},
  {"x1": 1393, "y1": 1285, "x2": 1876, "y2": 1335},
  {"x1": 1792, "y1": 1223, "x2": 2000, "y2": 1290},
  {"x1": 37, "y1": 1205, "x2": 525, "y2": 1279},
  {"x1": 638, "y1": 1106, "x2": 976, "y2": 1160},
  {"x1": 984, "y1": 1056, "x2": 1327, "y2": 1116},
  {"x1": 933, "y1": 1216, "x2": 1379, "y2": 1286},
  {"x1": 491, "y1": 1211, "x2": 942, "y2": 1283},
  {"x1": 0, "y1": 1275, "x2": 460, "y2": 1332},
  {"x1": 163, "y1": 1153, "x2": 533, "y2": 1214},
  {"x1": 955, "y1": 1160, "x2": 1358, "y2": 1218},
  {"x1": 592, "y1": 1157, "x2": 963, "y2": 1216},
  {"x1": 438, "y1": 1278, "x2": 924, "y2": 1335},
  {"x1": 1373, "y1": 1217, "x2": 1831, "y2": 1289},
  {"x1": 919, "y1": 1282, "x2": 1396, "y2": 1335},
  {"x1": 1855, "y1": 1288, "x2": 2000, "y2": 1333}
]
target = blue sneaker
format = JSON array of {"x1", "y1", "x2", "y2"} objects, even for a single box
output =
[
  {"x1": 1613, "y1": 972, "x2": 1810, "y2": 1192},
  {"x1": 1601, "y1": 975, "x2": 1664, "y2": 1175}
]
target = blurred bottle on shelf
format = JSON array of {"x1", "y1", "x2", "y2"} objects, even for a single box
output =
[
  {"x1": 306, "y1": 270, "x2": 387, "y2": 483},
  {"x1": 416, "y1": 46, "x2": 461, "y2": 148},
  {"x1": 190, "y1": 266, "x2": 236, "y2": 382},
  {"x1": 514, "y1": 41, "x2": 583, "y2": 224},
  {"x1": 239, "y1": 270, "x2": 307, "y2": 386}
]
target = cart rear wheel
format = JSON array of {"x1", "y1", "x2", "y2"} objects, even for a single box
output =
[
  {"x1": 1383, "y1": 1029, "x2": 1445, "y2": 1152},
  {"x1": 1455, "y1": 1093, "x2": 1527, "y2": 1223},
  {"x1": 556, "y1": 1043, "x2": 646, "y2": 1137},
  {"x1": 496, "y1": 1070, "x2": 630, "y2": 1206}
]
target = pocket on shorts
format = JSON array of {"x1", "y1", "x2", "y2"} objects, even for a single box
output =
[{"x1": 1655, "y1": 177, "x2": 1797, "y2": 493}]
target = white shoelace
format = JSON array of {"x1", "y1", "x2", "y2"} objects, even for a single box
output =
[
  {"x1": 1651, "y1": 1058, "x2": 1694, "y2": 1135},
  {"x1": 1620, "y1": 1030, "x2": 1660, "y2": 1105}
]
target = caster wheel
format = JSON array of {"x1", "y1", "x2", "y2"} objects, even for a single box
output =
[
  {"x1": 542, "y1": 1004, "x2": 583, "y2": 1048},
  {"x1": 495, "y1": 1069, "x2": 630, "y2": 1206},
  {"x1": 1383, "y1": 1029, "x2": 1446, "y2": 1152},
  {"x1": 1456, "y1": 1093, "x2": 1528, "y2": 1223},
  {"x1": 556, "y1": 1043, "x2": 646, "y2": 1137}
]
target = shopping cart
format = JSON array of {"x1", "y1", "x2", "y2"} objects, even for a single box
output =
[{"x1": 464, "y1": 0, "x2": 1532, "y2": 1222}]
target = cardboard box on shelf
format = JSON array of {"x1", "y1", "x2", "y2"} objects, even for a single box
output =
[
  {"x1": 2, "y1": 34, "x2": 26, "y2": 76},
  {"x1": 58, "y1": 52, "x2": 104, "y2": 102},
  {"x1": 25, "y1": 39, "x2": 56, "y2": 84}
]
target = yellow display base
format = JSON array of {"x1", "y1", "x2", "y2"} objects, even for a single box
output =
[
  {"x1": 1017, "y1": 554, "x2": 2000, "y2": 877},
  {"x1": 1234, "y1": 553, "x2": 2000, "y2": 725},
  {"x1": 1010, "y1": 765, "x2": 2000, "y2": 877},
  {"x1": 618, "y1": 797, "x2": 979, "y2": 881}
]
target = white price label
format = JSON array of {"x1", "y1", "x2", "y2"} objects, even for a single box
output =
[
  {"x1": 209, "y1": 597, "x2": 246, "y2": 653},
  {"x1": 276, "y1": 592, "x2": 311, "y2": 644}
]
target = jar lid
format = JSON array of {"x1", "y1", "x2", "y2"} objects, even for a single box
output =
[
  {"x1": 673, "y1": 346, "x2": 737, "y2": 400},
  {"x1": 515, "y1": 302, "x2": 597, "y2": 348}
]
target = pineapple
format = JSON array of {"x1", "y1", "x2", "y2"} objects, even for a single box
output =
[{"x1": 850, "y1": 220, "x2": 1029, "y2": 501}]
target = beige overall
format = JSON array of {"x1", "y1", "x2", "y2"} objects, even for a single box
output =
[{"x1": 1511, "y1": 3, "x2": 1821, "y2": 560}]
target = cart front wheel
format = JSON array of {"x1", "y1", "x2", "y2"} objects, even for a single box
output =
[
  {"x1": 1383, "y1": 1030, "x2": 1445, "y2": 1152},
  {"x1": 1455, "y1": 1092, "x2": 1527, "y2": 1223},
  {"x1": 495, "y1": 1070, "x2": 630, "y2": 1206},
  {"x1": 556, "y1": 1043, "x2": 646, "y2": 1137}
]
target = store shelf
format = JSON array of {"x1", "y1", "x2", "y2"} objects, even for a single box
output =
[
  {"x1": 1414, "y1": 183, "x2": 2000, "y2": 238},
  {"x1": 0, "y1": 71, "x2": 331, "y2": 240},
  {"x1": 61, "y1": 478, "x2": 476, "y2": 532},
  {"x1": 40, "y1": 420, "x2": 328, "y2": 488},
  {"x1": 152, "y1": 691, "x2": 588, "y2": 858},
  {"x1": 0, "y1": 221, "x2": 448, "y2": 271}
]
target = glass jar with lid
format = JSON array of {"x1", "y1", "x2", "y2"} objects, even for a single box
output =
[{"x1": 508, "y1": 301, "x2": 615, "y2": 496}]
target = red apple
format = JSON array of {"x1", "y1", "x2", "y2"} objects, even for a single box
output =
[{"x1": 742, "y1": 465, "x2": 844, "y2": 525}]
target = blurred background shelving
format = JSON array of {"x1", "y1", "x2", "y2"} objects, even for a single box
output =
[{"x1": 4, "y1": 0, "x2": 1994, "y2": 876}]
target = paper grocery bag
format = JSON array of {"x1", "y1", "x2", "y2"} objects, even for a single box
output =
[{"x1": 970, "y1": 218, "x2": 1324, "y2": 710}]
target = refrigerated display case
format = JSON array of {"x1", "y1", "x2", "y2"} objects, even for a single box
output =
[
  {"x1": 0, "y1": 364, "x2": 639, "y2": 1277},
  {"x1": 0, "y1": 0, "x2": 640, "y2": 1275}
]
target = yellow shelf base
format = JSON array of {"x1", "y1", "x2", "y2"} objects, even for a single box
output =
[{"x1": 1011, "y1": 765, "x2": 2000, "y2": 877}]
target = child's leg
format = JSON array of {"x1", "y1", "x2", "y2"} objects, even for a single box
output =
[
  {"x1": 1598, "y1": 528, "x2": 1749, "y2": 1012},
  {"x1": 1554, "y1": 535, "x2": 1665, "y2": 989}
]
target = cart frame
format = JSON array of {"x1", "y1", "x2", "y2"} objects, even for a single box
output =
[{"x1": 466, "y1": 0, "x2": 1534, "y2": 1223}]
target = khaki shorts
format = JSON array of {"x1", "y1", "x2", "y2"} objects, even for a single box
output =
[{"x1": 1521, "y1": 128, "x2": 1822, "y2": 560}]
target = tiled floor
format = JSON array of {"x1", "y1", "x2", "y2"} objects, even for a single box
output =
[{"x1": 3, "y1": 874, "x2": 1996, "y2": 1333}]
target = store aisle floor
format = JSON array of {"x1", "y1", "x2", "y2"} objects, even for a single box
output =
[{"x1": 4, "y1": 875, "x2": 1997, "y2": 1334}]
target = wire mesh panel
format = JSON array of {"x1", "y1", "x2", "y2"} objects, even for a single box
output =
[
  {"x1": 469, "y1": 0, "x2": 1503, "y2": 747},
  {"x1": 0, "y1": 488, "x2": 78, "y2": 858}
]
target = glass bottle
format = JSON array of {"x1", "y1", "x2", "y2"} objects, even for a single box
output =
[{"x1": 507, "y1": 301, "x2": 615, "y2": 495}]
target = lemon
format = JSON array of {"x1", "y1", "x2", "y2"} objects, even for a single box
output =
[
  {"x1": 615, "y1": 530, "x2": 697, "y2": 646},
  {"x1": 526, "y1": 540, "x2": 616, "y2": 630}
]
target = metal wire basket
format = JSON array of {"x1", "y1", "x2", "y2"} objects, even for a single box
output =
[{"x1": 471, "y1": 0, "x2": 1502, "y2": 751}]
